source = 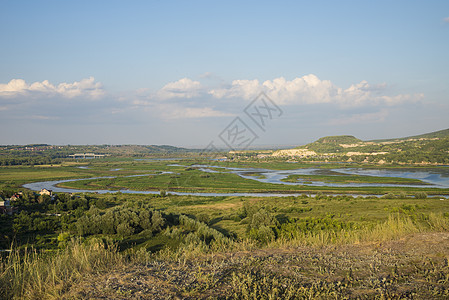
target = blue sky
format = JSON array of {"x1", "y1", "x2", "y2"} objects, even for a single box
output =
[{"x1": 1, "y1": 0, "x2": 448, "y2": 148}]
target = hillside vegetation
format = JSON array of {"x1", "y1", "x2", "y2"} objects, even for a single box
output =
[
  {"x1": 281, "y1": 128, "x2": 449, "y2": 164},
  {"x1": 303, "y1": 135, "x2": 362, "y2": 153},
  {"x1": 372, "y1": 128, "x2": 449, "y2": 142}
]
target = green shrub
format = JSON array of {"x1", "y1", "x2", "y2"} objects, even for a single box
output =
[
  {"x1": 382, "y1": 192, "x2": 397, "y2": 199},
  {"x1": 248, "y1": 225, "x2": 275, "y2": 244},
  {"x1": 414, "y1": 192, "x2": 427, "y2": 199},
  {"x1": 117, "y1": 223, "x2": 135, "y2": 237}
]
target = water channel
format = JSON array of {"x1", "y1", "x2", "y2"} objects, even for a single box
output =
[{"x1": 23, "y1": 164, "x2": 449, "y2": 197}]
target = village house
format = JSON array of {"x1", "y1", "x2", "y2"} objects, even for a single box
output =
[
  {"x1": 39, "y1": 188, "x2": 53, "y2": 196},
  {"x1": 10, "y1": 192, "x2": 22, "y2": 201},
  {"x1": 0, "y1": 199, "x2": 17, "y2": 215}
]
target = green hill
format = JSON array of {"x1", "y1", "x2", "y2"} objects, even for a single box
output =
[
  {"x1": 314, "y1": 135, "x2": 361, "y2": 144},
  {"x1": 304, "y1": 135, "x2": 362, "y2": 153},
  {"x1": 370, "y1": 128, "x2": 449, "y2": 142},
  {"x1": 295, "y1": 128, "x2": 449, "y2": 163}
]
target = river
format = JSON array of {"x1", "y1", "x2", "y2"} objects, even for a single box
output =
[{"x1": 22, "y1": 164, "x2": 449, "y2": 197}]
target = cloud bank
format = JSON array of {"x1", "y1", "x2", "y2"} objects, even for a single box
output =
[
  {"x1": 0, "y1": 74, "x2": 440, "y2": 146},
  {"x1": 0, "y1": 77, "x2": 105, "y2": 99},
  {"x1": 0, "y1": 74, "x2": 424, "y2": 123},
  {"x1": 209, "y1": 74, "x2": 423, "y2": 107}
]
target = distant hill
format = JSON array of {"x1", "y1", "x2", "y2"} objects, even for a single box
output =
[
  {"x1": 370, "y1": 128, "x2": 449, "y2": 142},
  {"x1": 302, "y1": 135, "x2": 362, "y2": 153},
  {"x1": 96, "y1": 144, "x2": 194, "y2": 155},
  {"x1": 285, "y1": 127, "x2": 449, "y2": 164},
  {"x1": 302, "y1": 128, "x2": 449, "y2": 152},
  {"x1": 313, "y1": 135, "x2": 361, "y2": 144}
]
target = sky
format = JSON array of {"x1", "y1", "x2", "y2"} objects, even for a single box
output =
[{"x1": 1, "y1": 0, "x2": 449, "y2": 149}]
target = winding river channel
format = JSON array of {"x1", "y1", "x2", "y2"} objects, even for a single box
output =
[
  {"x1": 191, "y1": 165, "x2": 449, "y2": 188},
  {"x1": 23, "y1": 164, "x2": 449, "y2": 197}
]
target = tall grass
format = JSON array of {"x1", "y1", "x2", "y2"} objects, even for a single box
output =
[
  {"x1": 0, "y1": 239, "x2": 125, "y2": 299},
  {"x1": 270, "y1": 213, "x2": 449, "y2": 248}
]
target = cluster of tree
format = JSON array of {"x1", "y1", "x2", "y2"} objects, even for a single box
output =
[
  {"x1": 52, "y1": 193, "x2": 91, "y2": 211},
  {"x1": 0, "y1": 155, "x2": 64, "y2": 166},
  {"x1": 75, "y1": 206, "x2": 165, "y2": 237},
  {"x1": 4, "y1": 191, "x2": 95, "y2": 213},
  {"x1": 0, "y1": 191, "x2": 102, "y2": 249},
  {"x1": 9, "y1": 194, "x2": 97, "y2": 235},
  {"x1": 12, "y1": 211, "x2": 60, "y2": 234}
]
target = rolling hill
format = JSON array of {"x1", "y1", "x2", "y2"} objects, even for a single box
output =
[
  {"x1": 281, "y1": 128, "x2": 449, "y2": 164},
  {"x1": 370, "y1": 128, "x2": 449, "y2": 142}
]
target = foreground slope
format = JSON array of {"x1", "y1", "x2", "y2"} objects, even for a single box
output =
[{"x1": 64, "y1": 232, "x2": 449, "y2": 299}]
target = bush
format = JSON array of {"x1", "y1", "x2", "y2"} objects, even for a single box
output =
[
  {"x1": 197, "y1": 213, "x2": 210, "y2": 224},
  {"x1": 398, "y1": 191, "x2": 407, "y2": 199},
  {"x1": 151, "y1": 210, "x2": 165, "y2": 231},
  {"x1": 117, "y1": 223, "x2": 135, "y2": 237},
  {"x1": 248, "y1": 225, "x2": 275, "y2": 244},
  {"x1": 414, "y1": 192, "x2": 428, "y2": 199},
  {"x1": 247, "y1": 208, "x2": 278, "y2": 244},
  {"x1": 251, "y1": 209, "x2": 277, "y2": 228},
  {"x1": 57, "y1": 232, "x2": 71, "y2": 248},
  {"x1": 382, "y1": 192, "x2": 397, "y2": 199}
]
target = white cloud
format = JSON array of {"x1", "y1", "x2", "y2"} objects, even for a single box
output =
[
  {"x1": 444, "y1": 17, "x2": 449, "y2": 23},
  {"x1": 156, "y1": 78, "x2": 202, "y2": 99},
  {"x1": 209, "y1": 74, "x2": 422, "y2": 107},
  {"x1": 209, "y1": 79, "x2": 261, "y2": 100},
  {"x1": 380, "y1": 93, "x2": 424, "y2": 106},
  {"x1": 0, "y1": 77, "x2": 105, "y2": 99}
]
